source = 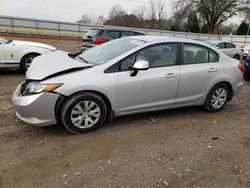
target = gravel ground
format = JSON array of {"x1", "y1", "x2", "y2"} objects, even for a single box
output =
[{"x1": 0, "y1": 39, "x2": 250, "y2": 188}]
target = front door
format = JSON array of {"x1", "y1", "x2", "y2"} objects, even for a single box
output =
[{"x1": 117, "y1": 43, "x2": 180, "y2": 115}]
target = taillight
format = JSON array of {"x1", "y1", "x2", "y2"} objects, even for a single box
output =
[
  {"x1": 93, "y1": 38, "x2": 108, "y2": 45},
  {"x1": 238, "y1": 63, "x2": 244, "y2": 73}
]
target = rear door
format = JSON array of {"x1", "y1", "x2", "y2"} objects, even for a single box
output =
[
  {"x1": 177, "y1": 43, "x2": 222, "y2": 105},
  {"x1": 117, "y1": 43, "x2": 180, "y2": 115}
]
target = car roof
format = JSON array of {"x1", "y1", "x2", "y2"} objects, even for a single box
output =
[
  {"x1": 207, "y1": 40, "x2": 234, "y2": 44},
  {"x1": 128, "y1": 35, "x2": 214, "y2": 47}
]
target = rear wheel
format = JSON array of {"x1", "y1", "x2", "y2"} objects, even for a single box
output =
[
  {"x1": 204, "y1": 83, "x2": 229, "y2": 112},
  {"x1": 61, "y1": 92, "x2": 107, "y2": 133},
  {"x1": 233, "y1": 54, "x2": 240, "y2": 60},
  {"x1": 243, "y1": 67, "x2": 250, "y2": 81},
  {"x1": 20, "y1": 53, "x2": 39, "y2": 72}
]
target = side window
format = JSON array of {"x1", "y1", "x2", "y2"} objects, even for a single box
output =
[
  {"x1": 121, "y1": 31, "x2": 135, "y2": 37},
  {"x1": 107, "y1": 31, "x2": 120, "y2": 39},
  {"x1": 225, "y1": 43, "x2": 235, "y2": 49},
  {"x1": 120, "y1": 43, "x2": 178, "y2": 71},
  {"x1": 216, "y1": 43, "x2": 225, "y2": 49},
  {"x1": 184, "y1": 44, "x2": 209, "y2": 64}
]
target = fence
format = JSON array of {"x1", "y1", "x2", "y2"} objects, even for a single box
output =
[{"x1": 0, "y1": 15, "x2": 250, "y2": 46}]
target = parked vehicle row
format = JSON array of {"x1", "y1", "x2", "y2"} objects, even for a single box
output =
[{"x1": 12, "y1": 36, "x2": 244, "y2": 133}]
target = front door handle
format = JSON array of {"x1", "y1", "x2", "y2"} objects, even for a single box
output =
[
  {"x1": 165, "y1": 73, "x2": 178, "y2": 78},
  {"x1": 208, "y1": 68, "x2": 218, "y2": 73}
]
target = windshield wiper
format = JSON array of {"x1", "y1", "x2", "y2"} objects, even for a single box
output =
[
  {"x1": 77, "y1": 56, "x2": 89, "y2": 64},
  {"x1": 68, "y1": 51, "x2": 83, "y2": 58}
]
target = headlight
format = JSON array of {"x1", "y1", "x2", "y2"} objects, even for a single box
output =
[{"x1": 22, "y1": 81, "x2": 63, "y2": 96}]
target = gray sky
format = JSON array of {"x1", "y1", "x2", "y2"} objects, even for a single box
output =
[
  {"x1": 0, "y1": 0, "x2": 241, "y2": 25},
  {"x1": 0, "y1": 0, "x2": 171, "y2": 22}
]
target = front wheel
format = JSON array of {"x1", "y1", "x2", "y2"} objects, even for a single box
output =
[
  {"x1": 60, "y1": 92, "x2": 107, "y2": 134},
  {"x1": 203, "y1": 83, "x2": 229, "y2": 112}
]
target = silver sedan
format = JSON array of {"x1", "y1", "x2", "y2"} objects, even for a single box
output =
[{"x1": 12, "y1": 36, "x2": 244, "y2": 133}]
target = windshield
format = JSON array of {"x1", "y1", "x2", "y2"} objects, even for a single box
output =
[
  {"x1": 78, "y1": 38, "x2": 145, "y2": 65},
  {"x1": 0, "y1": 37, "x2": 9, "y2": 44}
]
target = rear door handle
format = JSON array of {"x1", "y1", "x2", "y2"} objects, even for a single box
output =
[
  {"x1": 165, "y1": 73, "x2": 178, "y2": 78},
  {"x1": 208, "y1": 68, "x2": 218, "y2": 73}
]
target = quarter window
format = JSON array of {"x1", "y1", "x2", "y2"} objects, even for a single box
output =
[{"x1": 184, "y1": 44, "x2": 219, "y2": 64}]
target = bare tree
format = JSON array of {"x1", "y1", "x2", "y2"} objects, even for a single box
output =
[
  {"x1": 77, "y1": 14, "x2": 93, "y2": 24},
  {"x1": 132, "y1": 5, "x2": 146, "y2": 28},
  {"x1": 170, "y1": 2, "x2": 192, "y2": 31},
  {"x1": 108, "y1": 5, "x2": 126, "y2": 20},
  {"x1": 174, "y1": 0, "x2": 250, "y2": 33},
  {"x1": 133, "y1": 5, "x2": 146, "y2": 21},
  {"x1": 148, "y1": 0, "x2": 157, "y2": 29},
  {"x1": 156, "y1": 1, "x2": 166, "y2": 29}
]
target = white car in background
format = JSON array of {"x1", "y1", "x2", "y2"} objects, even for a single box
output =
[
  {"x1": 205, "y1": 41, "x2": 243, "y2": 61},
  {"x1": 243, "y1": 46, "x2": 250, "y2": 58},
  {"x1": 0, "y1": 37, "x2": 56, "y2": 72}
]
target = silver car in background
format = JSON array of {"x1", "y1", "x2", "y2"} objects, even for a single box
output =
[
  {"x1": 12, "y1": 36, "x2": 243, "y2": 133},
  {"x1": 205, "y1": 40, "x2": 243, "y2": 61}
]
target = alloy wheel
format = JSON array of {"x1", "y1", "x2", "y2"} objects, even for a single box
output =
[
  {"x1": 211, "y1": 88, "x2": 227, "y2": 109},
  {"x1": 70, "y1": 100, "x2": 101, "y2": 129}
]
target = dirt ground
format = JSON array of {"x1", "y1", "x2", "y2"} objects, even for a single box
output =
[{"x1": 0, "y1": 39, "x2": 250, "y2": 188}]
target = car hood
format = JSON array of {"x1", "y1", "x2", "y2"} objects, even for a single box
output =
[
  {"x1": 26, "y1": 50, "x2": 92, "y2": 80},
  {"x1": 12, "y1": 40, "x2": 56, "y2": 51}
]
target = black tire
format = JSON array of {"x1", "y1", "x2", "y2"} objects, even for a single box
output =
[
  {"x1": 243, "y1": 68, "x2": 250, "y2": 82},
  {"x1": 203, "y1": 83, "x2": 229, "y2": 112},
  {"x1": 20, "y1": 53, "x2": 39, "y2": 72},
  {"x1": 60, "y1": 92, "x2": 107, "y2": 134},
  {"x1": 233, "y1": 54, "x2": 240, "y2": 60}
]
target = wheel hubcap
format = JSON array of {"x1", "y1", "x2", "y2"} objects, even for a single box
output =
[
  {"x1": 211, "y1": 88, "x2": 227, "y2": 109},
  {"x1": 25, "y1": 56, "x2": 35, "y2": 69},
  {"x1": 70, "y1": 100, "x2": 101, "y2": 129}
]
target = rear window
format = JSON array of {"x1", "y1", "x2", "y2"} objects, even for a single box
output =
[{"x1": 86, "y1": 30, "x2": 101, "y2": 38}]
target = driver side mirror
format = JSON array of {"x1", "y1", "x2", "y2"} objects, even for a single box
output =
[
  {"x1": 215, "y1": 47, "x2": 220, "y2": 50},
  {"x1": 130, "y1": 60, "x2": 149, "y2": 77}
]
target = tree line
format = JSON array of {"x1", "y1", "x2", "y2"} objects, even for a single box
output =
[{"x1": 77, "y1": 0, "x2": 250, "y2": 35}]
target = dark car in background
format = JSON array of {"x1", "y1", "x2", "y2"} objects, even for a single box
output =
[
  {"x1": 82, "y1": 28, "x2": 145, "y2": 50},
  {"x1": 244, "y1": 56, "x2": 250, "y2": 81}
]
